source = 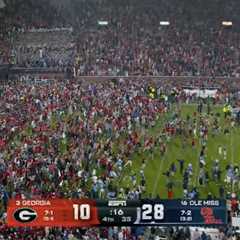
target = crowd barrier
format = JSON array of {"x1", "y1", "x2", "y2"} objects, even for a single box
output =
[
  {"x1": 1, "y1": 66, "x2": 240, "y2": 90},
  {"x1": 76, "y1": 75, "x2": 240, "y2": 91}
]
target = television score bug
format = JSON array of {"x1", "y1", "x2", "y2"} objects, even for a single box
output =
[{"x1": 7, "y1": 199, "x2": 227, "y2": 227}]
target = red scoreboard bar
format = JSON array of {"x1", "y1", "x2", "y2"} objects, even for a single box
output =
[{"x1": 7, "y1": 199, "x2": 100, "y2": 227}]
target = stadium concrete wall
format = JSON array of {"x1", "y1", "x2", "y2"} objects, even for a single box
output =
[{"x1": 2, "y1": 66, "x2": 240, "y2": 91}]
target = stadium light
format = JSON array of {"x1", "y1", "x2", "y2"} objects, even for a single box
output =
[
  {"x1": 160, "y1": 21, "x2": 170, "y2": 26},
  {"x1": 98, "y1": 21, "x2": 109, "y2": 26},
  {"x1": 222, "y1": 21, "x2": 232, "y2": 26},
  {"x1": 0, "y1": 0, "x2": 5, "y2": 8}
]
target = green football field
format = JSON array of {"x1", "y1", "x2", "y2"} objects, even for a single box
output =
[
  {"x1": 118, "y1": 104, "x2": 240, "y2": 199},
  {"x1": 14, "y1": 103, "x2": 240, "y2": 200}
]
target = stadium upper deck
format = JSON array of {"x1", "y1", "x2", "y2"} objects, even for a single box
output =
[{"x1": 0, "y1": 0, "x2": 240, "y2": 77}]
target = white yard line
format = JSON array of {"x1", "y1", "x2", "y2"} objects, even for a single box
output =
[
  {"x1": 151, "y1": 107, "x2": 173, "y2": 197},
  {"x1": 194, "y1": 116, "x2": 200, "y2": 187},
  {"x1": 152, "y1": 153, "x2": 166, "y2": 197},
  {"x1": 194, "y1": 148, "x2": 200, "y2": 187},
  {"x1": 231, "y1": 129, "x2": 234, "y2": 165}
]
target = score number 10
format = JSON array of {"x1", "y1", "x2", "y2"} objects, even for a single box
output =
[{"x1": 73, "y1": 204, "x2": 91, "y2": 220}]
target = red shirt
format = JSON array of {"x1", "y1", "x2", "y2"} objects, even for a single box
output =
[
  {"x1": 0, "y1": 139, "x2": 5, "y2": 148},
  {"x1": 168, "y1": 190, "x2": 173, "y2": 199}
]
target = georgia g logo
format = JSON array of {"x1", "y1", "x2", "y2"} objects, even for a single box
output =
[{"x1": 13, "y1": 208, "x2": 37, "y2": 223}]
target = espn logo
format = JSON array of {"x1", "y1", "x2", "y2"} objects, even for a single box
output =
[{"x1": 108, "y1": 201, "x2": 127, "y2": 207}]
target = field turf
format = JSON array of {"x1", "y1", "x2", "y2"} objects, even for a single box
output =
[{"x1": 118, "y1": 104, "x2": 240, "y2": 199}]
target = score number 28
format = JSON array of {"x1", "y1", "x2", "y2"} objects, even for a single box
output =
[{"x1": 141, "y1": 204, "x2": 164, "y2": 221}]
